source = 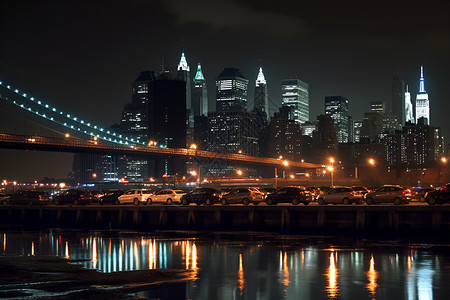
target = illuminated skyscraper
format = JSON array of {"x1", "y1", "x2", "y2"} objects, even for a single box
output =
[
  {"x1": 325, "y1": 96, "x2": 349, "y2": 143},
  {"x1": 415, "y1": 66, "x2": 430, "y2": 125},
  {"x1": 404, "y1": 85, "x2": 414, "y2": 123},
  {"x1": 281, "y1": 78, "x2": 309, "y2": 124},
  {"x1": 177, "y1": 52, "x2": 193, "y2": 145},
  {"x1": 254, "y1": 67, "x2": 269, "y2": 120},
  {"x1": 215, "y1": 68, "x2": 248, "y2": 111},
  {"x1": 192, "y1": 63, "x2": 208, "y2": 116}
]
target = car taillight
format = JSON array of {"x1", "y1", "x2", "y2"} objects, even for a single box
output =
[
  {"x1": 212, "y1": 193, "x2": 217, "y2": 196},
  {"x1": 80, "y1": 195, "x2": 85, "y2": 199},
  {"x1": 403, "y1": 189, "x2": 412, "y2": 195}
]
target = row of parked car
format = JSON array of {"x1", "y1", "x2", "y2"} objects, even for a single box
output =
[{"x1": 1, "y1": 184, "x2": 450, "y2": 206}]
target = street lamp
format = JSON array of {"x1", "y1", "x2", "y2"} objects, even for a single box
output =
[
  {"x1": 439, "y1": 157, "x2": 447, "y2": 186},
  {"x1": 368, "y1": 158, "x2": 375, "y2": 166},
  {"x1": 327, "y1": 165, "x2": 334, "y2": 187},
  {"x1": 236, "y1": 169, "x2": 243, "y2": 176}
]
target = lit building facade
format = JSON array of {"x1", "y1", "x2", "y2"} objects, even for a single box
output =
[
  {"x1": 215, "y1": 68, "x2": 248, "y2": 112},
  {"x1": 254, "y1": 67, "x2": 269, "y2": 120},
  {"x1": 404, "y1": 85, "x2": 414, "y2": 123},
  {"x1": 281, "y1": 78, "x2": 309, "y2": 124},
  {"x1": 269, "y1": 108, "x2": 303, "y2": 161},
  {"x1": 192, "y1": 63, "x2": 208, "y2": 117},
  {"x1": 415, "y1": 66, "x2": 430, "y2": 125},
  {"x1": 207, "y1": 110, "x2": 261, "y2": 157},
  {"x1": 325, "y1": 96, "x2": 349, "y2": 143}
]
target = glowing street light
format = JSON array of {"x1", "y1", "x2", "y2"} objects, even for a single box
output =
[
  {"x1": 442, "y1": 157, "x2": 447, "y2": 164},
  {"x1": 190, "y1": 144, "x2": 197, "y2": 150},
  {"x1": 327, "y1": 165, "x2": 334, "y2": 187},
  {"x1": 65, "y1": 133, "x2": 70, "y2": 138},
  {"x1": 283, "y1": 160, "x2": 289, "y2": 167},
  {"x1": 236, "y1": 169, "x2": 243, "y2": 176},
  {"x1": 368, "y1": 158, "x2": 375, "y2": 165}
]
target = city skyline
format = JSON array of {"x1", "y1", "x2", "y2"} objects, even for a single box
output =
[{"x1": 1, "y1": 0, "x2": 449, "y2": 180}]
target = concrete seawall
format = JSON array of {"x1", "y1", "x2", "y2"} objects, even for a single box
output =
[{"x1": 1, "y1": 205, "x2": 449, "y2": 236}]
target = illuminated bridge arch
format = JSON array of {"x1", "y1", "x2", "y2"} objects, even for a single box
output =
[{"x1": 0, "y1": 80, "x2": 143, "y2": 145}]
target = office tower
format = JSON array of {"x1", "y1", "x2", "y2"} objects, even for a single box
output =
[
  {"x1": 269, "y1": 107, "x2": 303, "y2": 161},
  {"x1": 177, "y1": 52, "x2": 193, "y2": 145},
  {"x1": 151, "y1": 72, "x2": 187, "y2": 149},
  {"x1": 384, "y1": 132, "x2": 417, "y2": 165},
  {"x1": 301, "y1": 121, "x2": 318, "y2": 138},
  {"x1": 353, "y1": 121, "x2": 363, "y2": 143},
  {"x1": 281, "y1": 78, "x2": 309, "y2": 124},
  {"x1": 325, "y1": 96, "x2": 349, "y2": 143},
  {"x1": 405, "y1": 85, "x2": 414, "y2": 123},
  {"x1": 192, "y1": 63, "x2": 208, "y2": 116},
  {"x1": 177, "y1": 52, "x2": 191, "y2": 112},
  {"x1": 403, "y1": 119, "x2": 443, "y2": 165},
  {"x1": 121, "y1": 71, "x2": 158, "y2": 143},
  {"x1": 215, "y1": 68, "x2": 248, "y2": 111},
  {"x1": 415, "y1": 66, "x2": 430, "y2": 125},
  {"x1": 360, "y1": 112, "x2": 383, "y2": 142},
  {"x1": 208, "y1": 110, "x2": 261, "y2": 157},
  {"x1": 254, "y1": 67, "x2": 269, "y2": 120},
  {"x1": 371, "y1": 101, "x2": 385, "y2": 114},
  {"x1": 392, "y1": 75, "x2": 405, "y2": 125}
]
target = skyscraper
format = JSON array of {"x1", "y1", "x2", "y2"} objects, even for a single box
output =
[
  {"x1": 325, "y1": 96, "x2": 349, "y2": 143},
  {"x1": 392, "y1": 75, "x2": 405, "y2": 125},
  {"x1": 192, "y1": 63, "x2": 208, "y2": 116},
  {"x1": 177, "y1": 52, "x2": 193, "y2": 145},
  {"x1": 215, "y1": 68, "x2": 248, "y2": 111},
  {"x1": 281, "y1": 78, "x2": 309, "y2": 124},
  {"x1": 254, "y1": 67, "x2": 269, "y2": 120},
  {"x1": 177, "y1": 52, "x2": 191, "y2": 112},
  {"x1": 415, "y1": 66, "x2": 430, "y2": 125},
  {"x1": 404, "y1": 85, "x2": 414, "y2": 123}
]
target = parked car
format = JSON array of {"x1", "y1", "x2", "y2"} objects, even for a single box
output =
[
  {"x1": 424, "y1": 184, "x2": 450, "y2": 205},
  {"x1": 317, "y1": 187, "x2": 361, "y2": 205},
  {"x1": 221, "y1": 187, "x2": 264, "y2": 205},
  {"x1": 258, "y1": 187, "x2": 277, "y2": 199},
  {"x1": 265, "y1": 187, "x2": 312, "y2": 205},
  {"x1": 364, "y1": 185, "x2": 412, "y2": 205},
  {"x1": 117, "y1": 189, "x2": 153, "y2": 205},
  {"x1": 1, "y1": 190, "x2": 50, "y2": 205},
  {"x1": 180, "y1": 187, "x2": 222, "y2": 205},
  {"x1": 412, "y1": 187, "x2": 436, "y2": 202},
  {"x1": 351, "y1": 186, "x2": 369, "y2": 201},
  {"x1": 98, "y1": 190, "x2": 125, "y2": 205},
  {"x1": 147, "y1": 189, "x2": 186, "y2": 204},
  {"x1": 52, "y1": 189, "x2": 97, "y2": 205}
]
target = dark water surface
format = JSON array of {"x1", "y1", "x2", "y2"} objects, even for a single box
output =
[{"x1": 1, "y1": 229, "x2": 450, "y2": 299}]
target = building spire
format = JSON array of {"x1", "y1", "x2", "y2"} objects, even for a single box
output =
[
  {"x1": 419, "y1": 65, "x2": 425, "y2": 93},
  {"x1": 256, "y1": 67, "x2": 266, "y2": 85},
  {"x1": 194, "y1": 63, "x2": 205, "y2": 81},
  {"x1": 177, "y1": 52, "x2": 190, "y2": 72}
]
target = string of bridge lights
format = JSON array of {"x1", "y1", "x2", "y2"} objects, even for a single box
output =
[{"x1": 0, "y1": 80, "x2": 165, "y2": 147}]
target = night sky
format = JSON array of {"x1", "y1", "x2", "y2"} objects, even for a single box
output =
[{"x1": 1, "y1": 0, "x2": 450, "y2": 181}]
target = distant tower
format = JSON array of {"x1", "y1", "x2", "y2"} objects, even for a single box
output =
[
  {"x1": 415, "y1": 66, "x2": 430, "y2": 125},
  {"x1": 392, "y1": 74, "x2": 405, "y2": 125},
  {"x1": 325, "y1": 96, "x2": 349, "y2": 143},
  {"x1": 254, "y1": 67, "x2": 269, "y2": 120},
  {"x1": 177, "y1": 52, "x2": 193, "y2": 145},
  {"x1": 215, "y1": 68, "x2": 248, "y2": 111},
  {"x1": 404, "y1": 85, "x2": 414, "y2": 123},
  {"x1": 192, "y1": 63, "x2": 208, "y2": 116},
  {"x1": 281, "y1": 78, "x2": 309, "y2": 124}
]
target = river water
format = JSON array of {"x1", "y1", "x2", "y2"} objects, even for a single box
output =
[{"x1": 1, "y1": 229, "x2": 450, "y2": 299}]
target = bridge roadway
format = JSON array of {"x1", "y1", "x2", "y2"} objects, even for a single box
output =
[
  {"x1": 1, "y1": 202, "x2": 449, "y2": 237},
  {"x1": 0, "y1": 133, "x2": 322, "y2": 169}
]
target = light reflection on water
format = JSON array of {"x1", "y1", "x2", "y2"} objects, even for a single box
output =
[{"x1": 1, "y1": 230, "x2": 449, "y2": 299}]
